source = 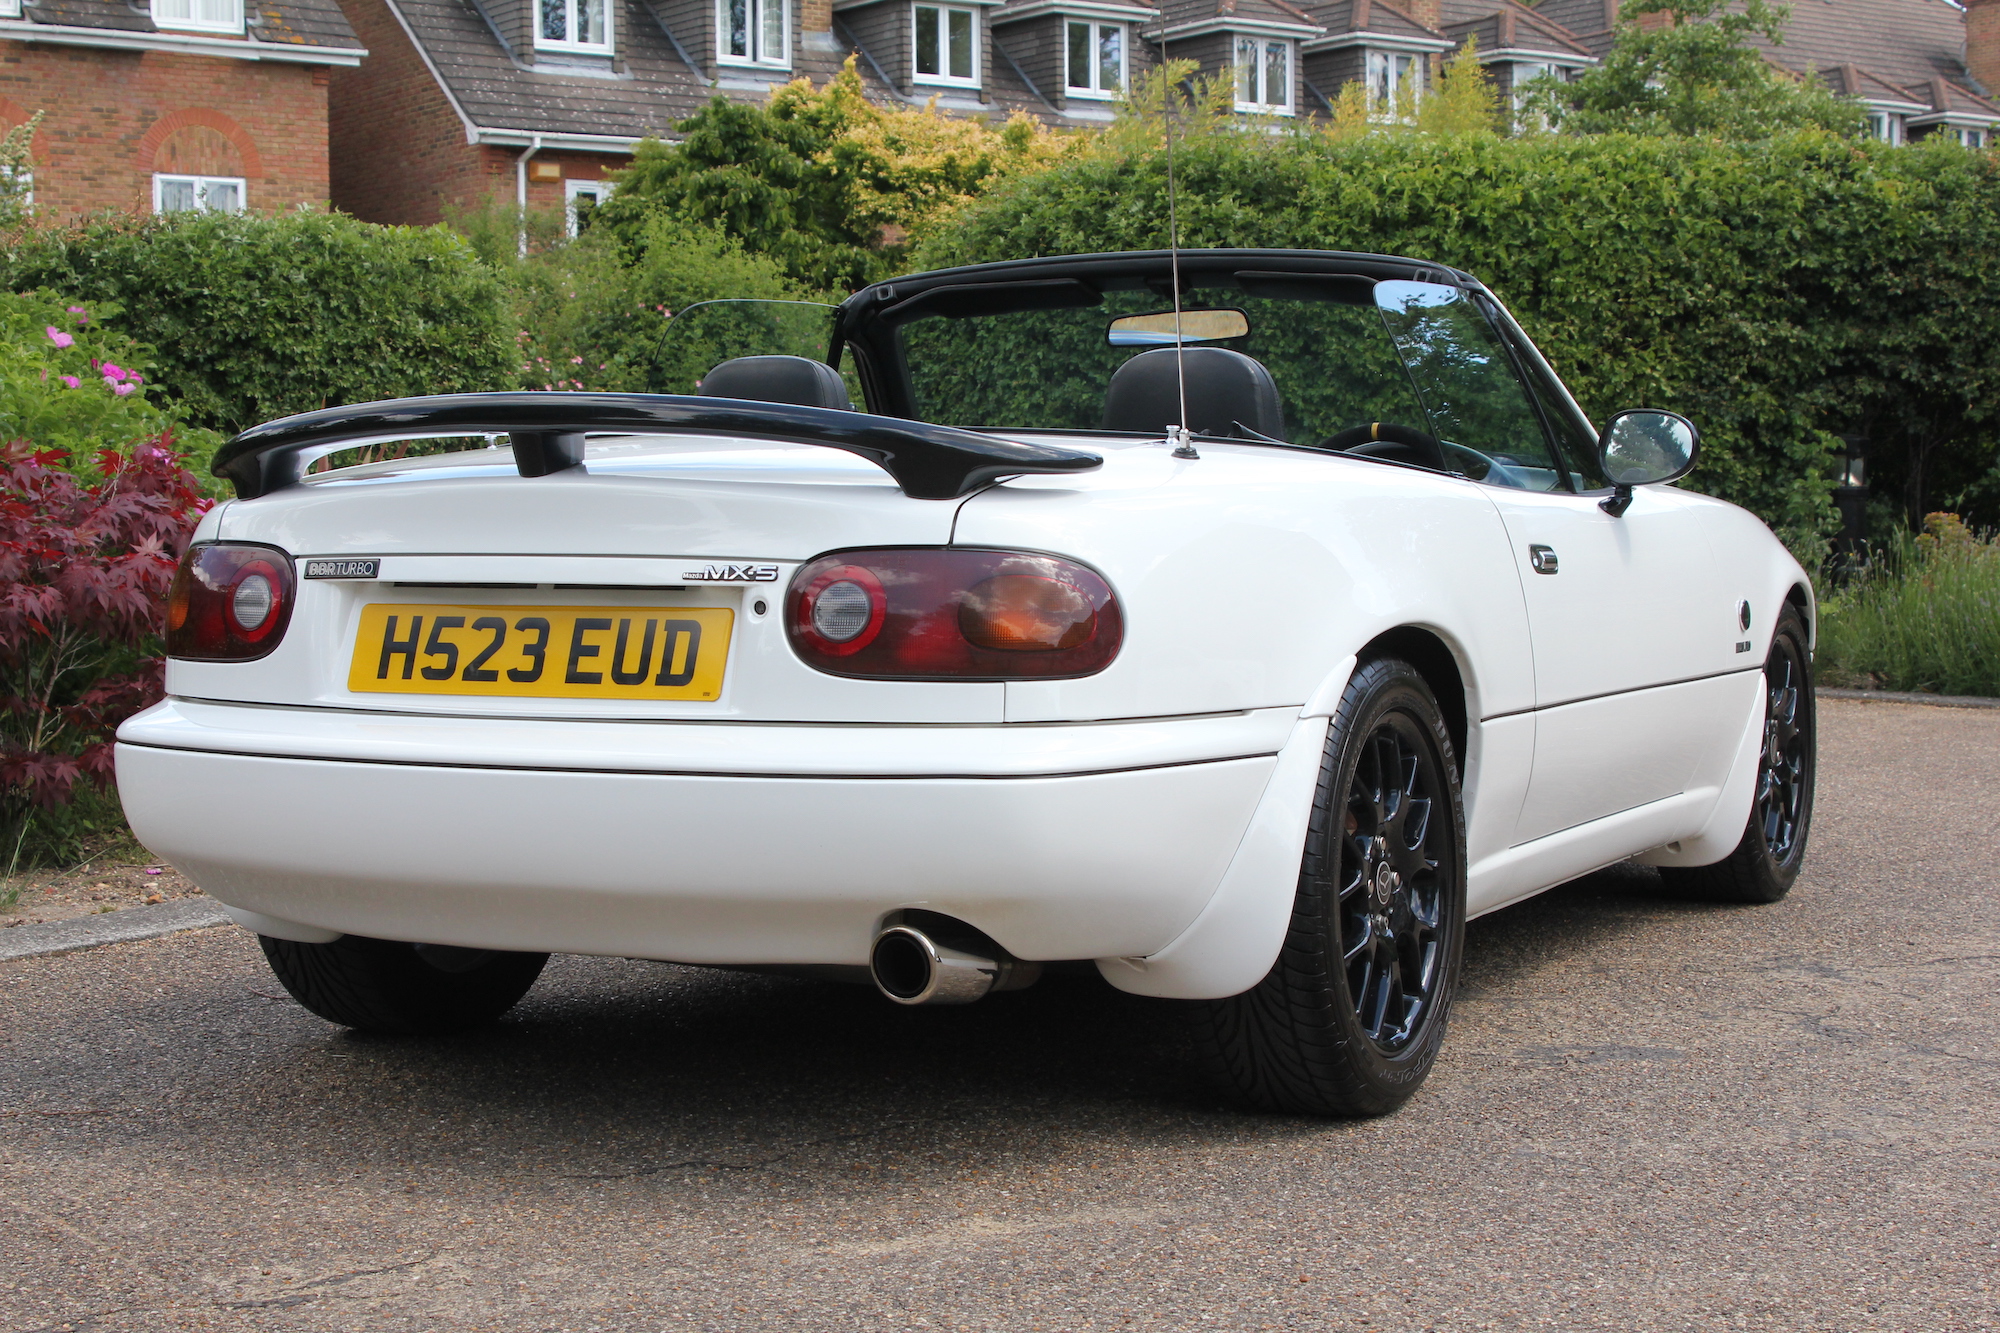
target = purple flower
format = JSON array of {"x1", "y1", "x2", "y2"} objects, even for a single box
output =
[
  {"x1": 100, "y1": 362, "x2": 126, "y2": 381},
  {"x1": 112, "y1": 382, "x2": 135, "y2": 396},
  {"x1": 60, "y1": 375, "x2": 79, "y2": 389},
  {"x1": 66, "y1": 306, "x2": 89, "y2": 325},
  {"x1": 45, "y1": 326, "x2": 74, "y2": 349}
]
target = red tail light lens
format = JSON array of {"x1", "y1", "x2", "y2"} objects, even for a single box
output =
[
  {"x1": 788, "y1": 548, "x2": 1122, "y2": 679},
  {"x1": 165, "y1": 543, "x2": 296, "y2": 661}
]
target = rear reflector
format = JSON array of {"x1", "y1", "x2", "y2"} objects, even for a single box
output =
[
  {"x1": 788, "y1": 548, "x2": 1121, "y2": 680},
  {"x1": 166, "y1": 543, "x2": 296, "y2": 661}
]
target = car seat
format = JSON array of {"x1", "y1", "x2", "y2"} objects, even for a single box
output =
[
  {"x1": 1101, "y1": 346, "x2": 1285, "y2": 441},
  {"x1": 698, "y1": 356, "x2": 852, "y2": 411}
]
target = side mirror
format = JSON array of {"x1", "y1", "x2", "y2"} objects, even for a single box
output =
[{"x1": 1596, "y1": 409, "x2": 1698, "y2": 515}]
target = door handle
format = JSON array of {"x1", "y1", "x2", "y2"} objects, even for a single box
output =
[{"x1": 1528, "y1": 544, "x2": 1558, "y2": 575}]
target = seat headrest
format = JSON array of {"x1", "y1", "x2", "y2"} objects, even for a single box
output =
[
  {"x1": 1101, "y1": 346, "x2": 1284, "y2": 440},
  {"x1": 698, "y1": 356, "x2": 852, "y2": 411}
]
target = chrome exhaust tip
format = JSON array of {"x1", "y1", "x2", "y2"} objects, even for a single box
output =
[{"x1": 870, "y1": 923, "x2": 1039, "y2": 1006}]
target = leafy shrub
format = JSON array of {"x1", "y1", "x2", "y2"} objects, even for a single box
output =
[
  {"x1": 1523, "y1": 0, "x2": 1864, "y2": 139},
  {"x1": 597, "y1": 60, "x2": 1081, "y2": 292},
  {"x1": 0, "y1": 438, "x2": 206, "y2": 869},
  {"x1": 0, "y1": 289, "x2": 220, "y2": 473},
  {"x1": 1818, "y1": 514, "x2": 2000, "y2": 697},
  {"x1": 467, "y1": 210, "x2": 806, "y2": 393},
  {"x1": 0, "y1": 209, "x2": 513, "y2": 437},
  {"x1": 918, "y1": 128, "x2": 2000, "y2": 546}
]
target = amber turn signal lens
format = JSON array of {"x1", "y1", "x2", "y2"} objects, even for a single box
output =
[{"x1": 959, "y1": 575, "x2": 1097, "y2": 652}]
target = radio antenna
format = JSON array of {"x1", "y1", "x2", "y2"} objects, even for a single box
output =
[{"x1": 1160, "y1": 36, "x2": 1197, "y2": 459}]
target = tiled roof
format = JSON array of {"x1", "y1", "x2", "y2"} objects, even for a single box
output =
[
  {"x1": 390, "y1": 0, "x2": 919, "y2": 140},
  {"x1": 1157, "y1": 0, "x2": 1324, "y2": 34},
  {"x1": 1750, "y1": 0, "x2": 1971, "y2": 93},
  {"x1": 1442, "y1": 0, "x2": 1592, "y2": 60},
  {"x1": 18, "y1": 0, "x2": 360, "y2": 45},
  {"x1": 1309, "y1": 0, "x2": 1438, "y2": 40}
]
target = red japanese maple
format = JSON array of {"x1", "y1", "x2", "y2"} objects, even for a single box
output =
[{"x1": 0, "y1": 437, "x2": 206, "y2": 812}]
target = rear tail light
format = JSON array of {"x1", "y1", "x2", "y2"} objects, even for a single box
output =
[
  {"x1": 165, "y1": 543, "x2": 296, "y2": 661},
  {"x1": 788, "y1": 548, "x2": 1122, "y2": 679}
]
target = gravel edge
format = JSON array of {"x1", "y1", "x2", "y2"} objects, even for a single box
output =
[
  {"x1": 0, "y1": 899, "x2": 231, "y2": 963},
  {"x1": 1816, "y1": 687, "x2": 2000, "y2": 710}
]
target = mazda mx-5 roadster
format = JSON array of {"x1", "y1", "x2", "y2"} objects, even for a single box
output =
[{"x1": 117, "y1": 249, "x2": 1816, "y2": 1116}]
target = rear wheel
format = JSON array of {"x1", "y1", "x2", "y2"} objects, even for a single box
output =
[
  {"x1": 1660, "y1": 603, "x2": 1816, "y2": 904},
  {"x1": 258, "y1": 934, "x2": 548, "y2": 1035},
  {"x1": 1192, "y1": 657, "x2": 1467, "y2": 1117}
]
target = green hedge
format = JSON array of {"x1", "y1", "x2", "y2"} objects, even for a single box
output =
[
  {"x1": 917, "y1": 130, "x2": 2000, "y2": 548},
  {"x1": 1, "y1": 210, "x2": 513, "y2": 437}
]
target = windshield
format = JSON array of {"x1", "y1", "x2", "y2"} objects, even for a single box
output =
[{"x1": 893, "y1": 277, "x2": 1580, "y2": 492}]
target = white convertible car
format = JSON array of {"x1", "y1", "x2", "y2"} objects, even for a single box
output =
[{"x1": 117, "y1": 249, "x2": 1816, "y2": 1116}]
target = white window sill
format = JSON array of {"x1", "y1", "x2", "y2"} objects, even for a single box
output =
[
  {"x1": 717, "y1": 54, "x2": 791, "y2": 70},
  {"x1": 1065, "y1": 86, "x2": 1118, "y2": 100},
  {"x1": 1233, "y1": 102, "x2": 1293, "y2": 115},
  {"x1": 914, "y1": 75, "x2": 979, "y2": 88},
  {"x1": 153, "y1": 17, "x2": 245, "y2": 33},
  {"x1": 534, "y1": 39, "x2": 614, "y2": 54}
]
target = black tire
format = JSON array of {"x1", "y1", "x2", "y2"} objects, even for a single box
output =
[
  {"x1": 1192, "y1": 657, "x2": 1467, "y2": 1117},
  {"x1": 1659, "y1": 603, "x2": 1816, "y2": 904},
  {"x1": 258, "y1": 933, "x2": 549, "y2": 1035}
]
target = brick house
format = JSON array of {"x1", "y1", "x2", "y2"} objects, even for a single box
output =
[
  {"x1": 1536, "y1": 0, "x2": 2000, "y2": 145},
  {"x1": 0, "y1": 0, "x2": 363, "y2": 218}
]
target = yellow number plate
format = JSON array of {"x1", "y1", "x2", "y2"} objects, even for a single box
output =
[{"x1": 348, "y1": 604, "x2": 733, "y2": 700}]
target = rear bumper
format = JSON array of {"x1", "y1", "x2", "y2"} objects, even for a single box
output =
[{"x1": 115, "y1": 699, "x2": 1293, "y2": 970}]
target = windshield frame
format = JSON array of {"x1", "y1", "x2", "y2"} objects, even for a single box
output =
[{"x1": 837, "y1": 249, "x2": 1476, "y2": 428}]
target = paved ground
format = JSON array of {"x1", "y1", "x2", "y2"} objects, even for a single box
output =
[{"x1": 2, "y1": 698, "x2": 1995, "y2": 1333}]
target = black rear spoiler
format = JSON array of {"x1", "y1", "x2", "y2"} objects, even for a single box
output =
[{"x1": 211, "y1": 393, "x2": 1103, "y2": 502}]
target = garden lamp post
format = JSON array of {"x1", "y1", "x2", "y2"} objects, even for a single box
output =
[{"x1": 1834, "y1": 432, "x2": 1869, "y2": 572}]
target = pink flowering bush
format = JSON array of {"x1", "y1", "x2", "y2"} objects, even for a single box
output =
[
  {"x1": 0, "y1": 289, "x2": 217, "y2": 478},
  {"x1": 0, "y1": 434, "x2": 207, "y2": 868}
]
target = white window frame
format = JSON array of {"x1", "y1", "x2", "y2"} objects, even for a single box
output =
[
  {"x1": 564, "y1": 177, "x2": 614, "y2": 236},
  {"x1": 151, "y1": 0, "x2": 243, "y2": 35},
  {"x1": 1232, "y1": 34, "x2": 1293, "y2": 115},
  {"x1": 1364, "y1": 48, "x2": 1420, "y2": 118},
  {"x1": 153, "y1": 173, "x2": 246, "y2": 214},
  {"x1": 718, "y1": 0, "x2": 789, "y2": 68},
  {"x1": 1064, "y1": 19, "x2": 1126, "y2": 99},
  {"x1": 911, "y1": 3, "x2": 979, "y2": 87},
  {"x1": 536, "y1": 0, "x2": 613, "y2": 54},
  {"x1": 1865, "y1": 111, "x2": 1902, "y2": 145},
  {"x1": 1952, "y1": 125, "x2": 1988, "y2": 148},
  {"x1": 0, "y1": 0, "x2": 21, "y2": 19}
]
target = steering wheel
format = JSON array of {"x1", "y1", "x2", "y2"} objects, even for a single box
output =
[{"x1": 1320, "y1": 422, "x2": 1449, "y2": 472}]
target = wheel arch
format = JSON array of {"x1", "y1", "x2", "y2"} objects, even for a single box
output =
[
  {"x1": 1785, "y1": 581, "x2": 1815, "y2": 649},
  {"x1": 1358, "y1": 625, "x2": 1468, "y2": 773}
]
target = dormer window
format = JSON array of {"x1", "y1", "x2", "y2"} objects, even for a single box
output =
[
  {"x1": 721, "y1": 0, "x2": 788, "y2": 67},
  {"x1": 538, "y1": 0, "x2": 611, "y2": 52},
  {"x1": 1865, "y1": 112, "x2": 1902, "y2": 144},
  {"x1": 1066, "y1": 20, "x2": 1125, "y2": 97},
  {"x1": 152, "y1": 0, "x2": 243, "y2": 34},
  {"x1": 913, "y1": 3, "x2": 977, "y2": 86},
  {"x1": 1366, "y1": 49, "x2": 1418, "y2": 113},
  {"x1": 1233, "y1": 35, "x2": 1292, "y2": 114},
  {"x1": 1951, "y1": 125, "x2": 1988, "y2": 148}
]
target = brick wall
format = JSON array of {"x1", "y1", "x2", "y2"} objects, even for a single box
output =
[
  {"x1": 329, "y1": 0, "x2": 629, "y2": 224},
  {"x1": 0, "y1": 41, "x2": 329, "y2": 219}
]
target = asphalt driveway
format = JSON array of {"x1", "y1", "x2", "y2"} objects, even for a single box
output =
[{"x1": 2, "y1": 697, "x2": 1995, "y2": 1332}]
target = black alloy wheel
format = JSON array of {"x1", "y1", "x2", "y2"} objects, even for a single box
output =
[
  {"x1": 1339, "y1": 713, "x2": 1451, "y2": 1053},
  {"x1": 1661, "y1": 602, "x2": 1816, "y2": 904},
  {"x1": 1192, "y1": 656, "x2": 1466, "y2": 1117},
  {"x1": 1755, "y1": 628, "x2": 1811, "y2": 867}
]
